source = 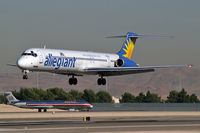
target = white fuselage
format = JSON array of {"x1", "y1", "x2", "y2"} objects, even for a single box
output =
[
  {"x1": 17, "y1": 48, "x2": 119, "y2": 75},
  {"x1": 12, "y1": 101, "x2": 93, "y2": 111}
]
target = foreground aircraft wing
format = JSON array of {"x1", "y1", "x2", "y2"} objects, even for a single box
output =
[{"x1": 85, "y1": 65, "x2": 191, "y2": 76}]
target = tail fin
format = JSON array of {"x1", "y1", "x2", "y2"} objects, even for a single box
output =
[
  {"x1": 4, "y1": 92, "x2": 19, "y2": 104},
  {"x1": 106, "y1": 32, "x2": 173, "y2": 60},
  {"x1": 117, "y1": 32, "x2": 138, "y2": 59}
]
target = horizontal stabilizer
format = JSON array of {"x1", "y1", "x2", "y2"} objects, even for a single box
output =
[
  {"x1": 105, "y1": 34, "x2": 173, "y2": 39},
  {"x1": 111, "y1": 32, "x2": 173, "y2": 60}
]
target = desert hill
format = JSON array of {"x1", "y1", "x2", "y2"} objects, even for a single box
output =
[{"x1": 0, "y1": 67, "x2": 199, "y2": 99}]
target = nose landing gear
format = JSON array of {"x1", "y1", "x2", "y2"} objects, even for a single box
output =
[
  {"x1": 22, "y1": 70, "x2": 29, "y2": 80},
  {"x1": 23, "y1": 74, "x2": 28, "y2": 80}
]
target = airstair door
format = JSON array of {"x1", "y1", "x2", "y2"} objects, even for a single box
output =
[{"x1": 38, "y1": 51, "x2": 44, "y2": 64}]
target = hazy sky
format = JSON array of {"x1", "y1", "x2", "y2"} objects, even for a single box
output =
[{"x1": 0, "y1": 0, "x2": 200, "y2": 72}]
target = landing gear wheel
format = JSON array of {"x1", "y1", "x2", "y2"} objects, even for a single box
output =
[
  {"x1": 73, "y1": 78, "x2": 77, "y2": 85},
  {"x1": 101, "y1": 78, "x2": 106, "y2": 85},
  {"x1": 23, "y1": 75, "x2": 28, "y2": 80},
  {"x1": 97, "y1": 78, "x2": 102, "y2": 85},
  {"x1": 97, "y1": 78, "x2": 106, "y2": 85},
  {"x1": 69, "y1": 77, "x2": 78, "y2": 85},
  {"x1": 38, "y1": 109, "x2": 42, "y2": 112},
  {"x1": 22, "y1": 70, "x2": 29, "y2": 80},
  {"x1": 44, "y1": 109, "x2": 47, "y2": 112},
  {"x1": 69, "y1": 78, "x2": 74, "y2": 85}
]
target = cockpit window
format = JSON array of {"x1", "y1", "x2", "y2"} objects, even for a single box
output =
[{"x1": 22, "y1": 51, "x2": 37, "y2": 57}]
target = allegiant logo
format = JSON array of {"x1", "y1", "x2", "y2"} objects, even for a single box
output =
[{"x1": 44, "y1": 54, "x2": 76, "y2": 69}]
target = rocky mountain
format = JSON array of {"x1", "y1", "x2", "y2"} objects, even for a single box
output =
[{"x1": 0, "y1": 67, "x2": 199, "y2": 99}]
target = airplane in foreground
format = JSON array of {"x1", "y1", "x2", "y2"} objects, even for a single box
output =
[
  {"x1": 4, "y1": 92, "x2": 93, "y2": 112},
  {"x1": 13, "y1": 32, "x2": 191, "y2": 85}
]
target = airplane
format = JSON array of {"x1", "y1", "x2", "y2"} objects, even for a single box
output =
[
  {"x1": 4, "y1": 92, "x2": 93, "y2": 112},
  {"x1": 13, "y1": 32, "x2": 191, "y2": 85}
]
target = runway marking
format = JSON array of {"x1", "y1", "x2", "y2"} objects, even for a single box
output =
[
  {"x1": 1, "y1": 123, "x2": 200, "y2": 132},
  {"x1": 93, "y1": 132, "x2": 200, "y2": 133}
]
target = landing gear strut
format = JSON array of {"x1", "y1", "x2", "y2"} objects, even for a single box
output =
[
  {"x1": 69, "y1": 75, "x2": 78, "y2": 85},
  {"x1": 97, "y1": 77, "x2": 106, "y2": 85}
]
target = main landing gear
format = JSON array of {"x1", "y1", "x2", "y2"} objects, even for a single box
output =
[
  {"x1": 38, "y1": 109, "x2": 47, "y2": 112},
  {"x1": 68, "y1": 75, "x2": 106, "y2": 86},
  {"x1": 69, "y1": 75, "x2": 78, "y2": 85},
  {"x1": 97, "y1": 77, "x2": 106, "y2": 85}
]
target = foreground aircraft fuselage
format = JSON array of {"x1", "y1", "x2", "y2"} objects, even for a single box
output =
[
  {"x1": 18, "y1": 48, "x2": 119, "y2": 75},
  {"x1": 13, "y1": 100, "x2": 93, "y2": 112},
  {"x1": 15, "y1": 32, "x2": 189, "y2": 85},
  {"x1": 17, "y1": 48, "x2": 122, "y2": 85}
]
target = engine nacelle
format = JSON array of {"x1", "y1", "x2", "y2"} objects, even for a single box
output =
[
  {"x1": 115, "y1": 58, "x2": 124, "y2": 67},
  {"x1": 115, "y1": 57, "x2": 138, "y2": 67}
]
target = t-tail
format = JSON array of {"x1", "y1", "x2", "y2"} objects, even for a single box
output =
[
  {"x1": 106, "y1": 32, "x2": 173, "y2": 60},
  {"x1": 117, "y1": 32, "x2": 138, "y2": 59},
  {"x1": 4, "y1": 92, "x2": 19, "y2": 104}
]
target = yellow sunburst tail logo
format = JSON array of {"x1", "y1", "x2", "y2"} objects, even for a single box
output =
[{"x1": 117, "y1": 32, "x2": 137, "y2": 59}]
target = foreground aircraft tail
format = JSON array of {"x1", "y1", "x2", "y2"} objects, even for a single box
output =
[
  {"x1": 4, "y1": 92, "x2": 19, "y2": 104},
  {"x1": 117, "y1": 32, "x2": 137, "y2": 59},
  {"x1": 106, "y1": 32, "x2": 173, "y2": 60}
]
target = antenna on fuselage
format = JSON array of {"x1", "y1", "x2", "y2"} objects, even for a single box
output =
[{"x1": 41, "y1": 40, "x2": 47, "y2": 49}]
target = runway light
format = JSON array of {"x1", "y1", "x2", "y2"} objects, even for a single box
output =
[{"x1": 83, "y1": 116, "x2": 90, "y2": 122}]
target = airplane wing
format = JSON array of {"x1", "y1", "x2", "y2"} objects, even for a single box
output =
[
  {"x1": 84, "y1": 65, "x2": 191, "y2": 76},
  {"x1": 7, "y1": 64, "x2": 17, "y2": 67}
]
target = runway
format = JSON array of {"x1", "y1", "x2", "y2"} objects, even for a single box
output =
[
  {"x1": 1, "y1": 121, "x2": 200, "y2": 133},
  {"x1": 0, "y1": 111, "x2": 200, "y2": 133}
]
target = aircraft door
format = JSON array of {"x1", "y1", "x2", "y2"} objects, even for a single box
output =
[
  {"x1": 90, "y1": 56, "x2": 94, "y2": 64},
  {"x1": 38, "y1": 51, "x2": 44, "y2": 64}
]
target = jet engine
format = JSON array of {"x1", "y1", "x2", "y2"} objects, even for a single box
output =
[{"x1": 115, "y1": 58, "x2": 124, "y2": 67}]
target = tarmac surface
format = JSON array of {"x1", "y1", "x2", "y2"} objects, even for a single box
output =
[
  {"x1": 0, "y1": 111, "x2": 200, "y2": 133},
  {"x1": 1, "y1": 105, "x2": 200, "y2": 132}
]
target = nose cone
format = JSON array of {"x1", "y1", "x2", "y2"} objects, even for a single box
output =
[
  {"x1": 89, "y1": 104, "x2": 93, "y2": 108},
  {"x1": 17, "y1": 58, "x2": 26, "y2": 69}
]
